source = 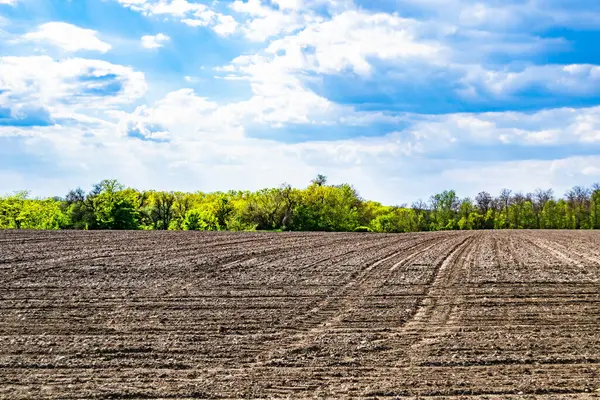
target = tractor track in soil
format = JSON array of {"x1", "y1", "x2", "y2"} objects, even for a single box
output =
[{"x1": 1, "y1": 230, "x2": 599, "y2": 399}]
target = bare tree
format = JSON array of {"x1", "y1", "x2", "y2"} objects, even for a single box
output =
[
  {"x1": 475, "y1": 191, "x2": 492, "y2": 215},
  {"x1": 411, "y1": 199, "x2": 429, "y2": 231},
  {"x1": 511, "y1": 192, "x2": 527, "y2": 228},
  {"x1": 66, "y1": 188, "x2": 86, "y2": 205},
  {"x1": 531, "y1": 188, "x2": 553, "y2": 228},
  {"x1": 573, "y1": 186, "x2": 591, "y2": 205},
  {"x1": 566, "y1": 186, "x2": 591, "y2": 229},
  {"x1": 412, "y1": 199, "x2": 428, "y2": 211},
  {"x1": 534, "y1": 188, "x2": 554, "y2": 205}
]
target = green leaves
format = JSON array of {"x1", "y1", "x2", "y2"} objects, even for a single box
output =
[
  {"x1": 3, "y1": 179, "x2": 600, "y2": 232},
  {"x1": 183, "y1": 209, "x2": 219, "y2": 231},
  {"x1": 0, "y1": 193, "x2": 66, "y2": 230}
]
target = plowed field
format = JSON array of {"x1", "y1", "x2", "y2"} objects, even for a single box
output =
[{"x1": 1, "y1": 230, "x2": 599, "y2": 399}]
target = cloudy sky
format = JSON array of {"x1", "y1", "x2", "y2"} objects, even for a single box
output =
[{"x1": 1, "y1": 0, "x2": 600, "y2": 204}]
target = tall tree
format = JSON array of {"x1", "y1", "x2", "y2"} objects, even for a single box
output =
[
  {"x1": 591, "y1": 183, "x2": 600, "y2": 229},
  {"x1": 532, "y1": 189, "x2": 553, "y2": 228},
  {"x1": 151, "y1": 192, "x2": 175, "y2": 230},
  {"x1": 92, "y1": 180, "x2": 139, "y2": 230},
  {"x1": 498, "y1": 188, "x2": 512, "y2": 228},
  {"x1": 430, "y1": 190, "x2": 459, "y2": 230},
  {"x1": 475, "y1": 191, "x2": 492, "y2": 215}
]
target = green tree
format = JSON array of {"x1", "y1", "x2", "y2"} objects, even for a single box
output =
[
  {"x1": 0, "y1": 191, "x2": 29, "y2": 229},
  {"x1": 430, "y1": 190, "x2": 459, "y2": 230},
  {"x1": 91, "y1": 180, "x2": 139, "y2": 230},
  {"x1": 498, "y1": 189, "x2": 512, "y2": 229},
  {"x1": 150, "y1": 191, "x2": 175, "y2": 230},
  {"x1": 183, "y1": 209, "x2": 220, "y2": 231},
  {"x1": 591, "y1": 183, "x2": 600, "y2": 229}
]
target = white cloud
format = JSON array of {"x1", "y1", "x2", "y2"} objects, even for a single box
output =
[
  {"x1": 438, "y1": 156, "x2": 600, "y2": 198},
  {"x1": 111, "y1": 89, "x2": 600, "y2": 177},
  {"x1": 226, "y1": 77, "x2": 342, "y2": 126},
  {"x1": 270, "y1": 0, "x2": 304, "y2": 11},
  {"x1": 4, "y1": 109, "x2": 600, "y2": 205},
  {"x1": 459, "y1": 64, "x2": 600, "y2": 99},
  {"x1": 0, "y1": 0, "x2": 18, "y2": 5},
  {"x1": 396, "y1": 0, "x2": 600, "y2": 31},
  {"x1": 0, "y1": 86, "x2": 410, "y2": 202},
  {"x1": 213, "y1": 15, "x2": 238, "y2": 36},
  {"x1": 118, "y1": 88, "x2": 222, "y2": 141},
  {"x1": 224, "y1": 9, "x2": 445, "y2": 95},
  {"x1": 400, "y1": 105, "x2": 600, "y2": 153},
  {"x1": 0, "y1": 56, "x2": 147, "y2": 122},
  {"x1": 230, "y1": 0, "x2": 311, "y2": 41},
  {"x1": 141, "y1": 33, "x2": 170, "y2": 49},
  {"x1": 180, "y1": 18, "x2": 207, "y2": 27},
  {"x1": 219, "y1": 1, "x2": 568, "y2": 107},
  {"x1": 118, "y1": 0, "x2": 207, "y2": 16},
  {"x1": 182, "y1": 14, "x2": 238, "y2": 36},
  {"x1": 229, "y1": 0, "x2": 354, "y2": 41},
  {"x1": 117, "y1": 0, "x2": 237, "y2": 36},
  {"x1": 3, "y1": 77, "x2": 600, "y2": 204},
  {"x1": 214, "y1": 9, "x2": 445, "y2": 125},
  {"x1": 272, "y1": 11, "x2": 443, "y2": 75},
  {"x1": 4, "y1": 0, "x2": 600, "y2": 204},
  {"x1": 22, "y1": 22, "x2": 112, "y2": 53}
]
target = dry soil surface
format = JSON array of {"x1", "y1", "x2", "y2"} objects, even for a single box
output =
[{"x1": 1, "y1": 230, "x2": 599, "y2": 399}]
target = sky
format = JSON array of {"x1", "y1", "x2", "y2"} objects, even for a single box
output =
[{"x1": 1, "y1": 0, "x2": 600, "y2": 204}]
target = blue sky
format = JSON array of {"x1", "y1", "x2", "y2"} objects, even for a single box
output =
[{"x1": 1, "y1": 0, "x2": 600, "y2": 204}]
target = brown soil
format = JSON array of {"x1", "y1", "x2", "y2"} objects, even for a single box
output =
[{"x1": 0, "y1": 230, "x2": 599, "y2": 399}]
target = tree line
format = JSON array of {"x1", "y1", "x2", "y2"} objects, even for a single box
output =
[{"x1": 1, "y1": 176, "x2": 600, "y2": 232}]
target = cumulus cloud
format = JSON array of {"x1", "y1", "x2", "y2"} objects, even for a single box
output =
[
  {"x1": 211, "y1": 9, "x2": 448, "y2": 126},
  {"x1": 459, "y1": 64, "x2": 600, "y2": 99},
  {"x1": 117, "y1": 0, "x2": 238, "y2": 36},
  {"x1": 22, "y1": 22, "x2": 112, "y2": 53},
  {"x1": 264, "y1": 11, "x2": 443, "y2": 75},
  {"x1": 0, "y1": 55, "x2": 147, "y2": 127},
  {"x1": 0, "y1": 105, "x2": 54, "y2": 127},
  {"x1": 230, "y1": 0, "x2": 355, "y2": 40},
  {"x1": 141, "y1": 33, "x2": 170, "y2": 49},
  {"x1": 0, "y1": 56, "x2": 146, "y2": 105},
  {"x1": 402, "y1": 106, "x2": 600, "y2": 152},
  {"x1": 4, "y1": 99, "x2": 600, "y2": 204},
  {"x1": 118, "y1": 0, "x2": 204, "y2": 16},
  {"x1": 3, "y1": 0, "x2": 600, "y2": 203},
  {"x1": 117, "y1": 88, "x2": 222, "y2": 141},
  {"x1": 396, "y1": 0, "x2": 600, "y2": 31},
  {"x1": 230, "y1": 0, "x2": 314, "y2": 41},
  {"x1": 0, "y1": 84, "x2": 412, "y2": 203}
]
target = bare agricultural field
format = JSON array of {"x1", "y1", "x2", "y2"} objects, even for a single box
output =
[{"x1": 1, "y1": 230, "x2": 600, "y2": 399}]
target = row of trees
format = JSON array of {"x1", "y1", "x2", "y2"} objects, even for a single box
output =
[{"x1": 2, "y1": 176, "x2": 600, "y2": 232}]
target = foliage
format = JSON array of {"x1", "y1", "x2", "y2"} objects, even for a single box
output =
[
  {"x1": 3, "y1": 177, "x2": 600, "y2": 232},
  {"x1": 0, "y1": 191, "x2": 68, "y2": 230},
  {"x1": 182, "y1": 209, "x2": 220, "y2": 231}
]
